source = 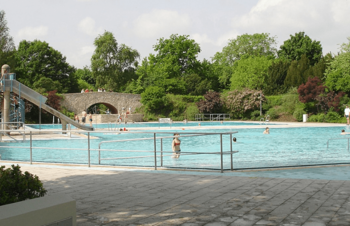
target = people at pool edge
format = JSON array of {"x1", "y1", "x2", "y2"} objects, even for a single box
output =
[
  {"x1": 74, "y1": 114, "x2": 79, "y2": 123},
  {"x1": 345, "y1": 106, "x2": 350, "y2": 125},
  {"x1": 172, "y1": 133, "x2": 181, "y2": 158},
  {"x1": 263, "y1": 127, "x2": 270, "y2": 134},
  {"x1": 89, "y1": 112, "x2": 93, "y2": 126},
  {"x1": 81, "y1": 110, "x2": 87, "y2": 124}
]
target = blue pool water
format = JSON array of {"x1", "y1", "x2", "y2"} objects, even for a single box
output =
[{"x1": 1, "y1": 125, "x2": 350, "y2": 170}]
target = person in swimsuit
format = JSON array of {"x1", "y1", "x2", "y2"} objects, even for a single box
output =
[
  {"x1": 172, "y1": 133, "x2": 181, "y2": 158},
  {"x1": 263, "y1": 127, "x2": 270, "y2": 134},
  {"x1": 345, "y1": 106, "x2": 350, "y2": 125},
  {"x1": 89, "y1": 112, "x2": 93, "y2": 126},
  {"x1": 74, "y1": 114, "x2": 79, "y2": 123},
  {"x1": 81, "y1": 110, "x2": 87, "y2": 124}
]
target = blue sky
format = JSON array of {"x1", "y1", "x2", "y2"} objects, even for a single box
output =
[{"x1": 2, "y1": 0, "x2": 350, "y2": 68}]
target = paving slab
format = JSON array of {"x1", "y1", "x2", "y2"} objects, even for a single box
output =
[{"x1": 2, "y1": 163, "x2": 350, "y2": 225}]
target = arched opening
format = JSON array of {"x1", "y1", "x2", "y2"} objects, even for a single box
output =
[{"x1": 86, "y1": 103, "x2": 118, "y2": 114}]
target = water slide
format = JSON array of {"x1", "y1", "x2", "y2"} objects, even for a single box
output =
[{"x1": 2, "y1": 79, "x2": 94, "y2": 131}]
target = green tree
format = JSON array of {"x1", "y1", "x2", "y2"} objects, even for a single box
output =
[
  {"x1": 140, "y1": 86, "x2": 168, "y2": 112},
  {"x1": 230, "y1": 56, "x2": 274, "y2": 91},
  {"x1": 324, "y1": 51, "x2": 350, "y2": 92},
  {"x1": 91, "y1": 31, "x2": 140, "y2": 92},
  {"x1": 284, "y1": 54, "x2": 310, "y2": 89},
  {"x1": 76, "y1": 66, "x2": 95, "y2": 86},
  {"x1": 0, "y1": 10, "x2": 16, "y2": 70},
  {"x1": 213, "y1": 33, "x2": 277, "y2": 88},
  {"x1": 340, "y1": 37, "x2": 350, "y2": 53},
  {"x1": 278, "y1": 31, "x2": 322, "y2": 65},
  {"x1": 264, "y1": 59, "x2": 291, "y2": 95},
  {"x1": 15, "y1": 40, "x2": 78, "y2": 93},
  {"x1": 135, "y1": 34, "x2": 203, "y2": 94}
]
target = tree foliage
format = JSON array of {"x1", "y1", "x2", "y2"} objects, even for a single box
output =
[
  {"x1": 264, "y1": 60, "x2": 290, "y2": 95},
  {"x1": 134, "y1": 34, "x2": 211, "y2": 95},
  {"x1": 140, "y1": 86, "x2": 168, "y2": 112},
  {"x1": 284, "y1": 54, "x2": 310, "y2": 89},
  {"x1": 278, "y1": 31, "x2": 322, "y2": 65},
  {"x1": 196, "y1": 91, "x2": 222, "y2": 113},
  {"x1": 15, "y1": 40, "x2": 78, "y2": 93},
  {"x1": 46, "y1": 90, "x2": 62, "y2": 111},
  {"x1": 0, "y1": 10, "x2": 16, "y2": 70},
  {"x1": 213, "y1": 33, "x2": 277, "y2": 88},
  {"x1": 298, "y1": 77, "x2": 326, "y2": 103},
  {"x1": 230, "y1": 56, "x2": 273, "y2": 91},
  {"x1": 91, "y1": 31, "x2": 140, "y2": 92},
  {"x1": 0, "y1": 165, "x2": 47, "y2": 206},
  {"x1": 324, "y1": 52, "x2": 350, "y2": 93}
]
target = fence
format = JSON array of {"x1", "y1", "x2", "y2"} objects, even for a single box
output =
[
  {"x1": 195, "y1": 114, "x2": 230, "y2": 121},
  {"x1": 0, "y1": 129, "x2": 238, "y2": 173}
]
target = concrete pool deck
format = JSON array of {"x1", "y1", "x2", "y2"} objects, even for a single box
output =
[{"x1": 2, "y1": 163, "x2": 350, "y2": 226}]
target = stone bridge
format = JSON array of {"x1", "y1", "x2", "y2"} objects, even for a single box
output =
[{"x1": 60, "y1": 92, "x2": 142, "y2": 115}]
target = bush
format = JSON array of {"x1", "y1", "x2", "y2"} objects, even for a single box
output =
[
  {"x1": 141, "y1": 86, "x2": 168, "y2": 112},
  {"x1": 0, "y1": 165, "x2": 47, "y2": 206},
  {"x1": 308, "y1": 113, "x2": 325, "y2": 122},
  {"x1": 325, "y1": 110, "x2": 342, "y2": 123},
  {"x1": 185, "y1": 104, "x2": 200, "y2": 121},
  {"x1": 266, "y1": 108, "x2": 279, "y2": 119},
  {"x1": 250, "y1": 110, "x2": 261, "y2": 121},
  {"x1": 293, "y1": 109, "x2": 306, "y2": 122},
  {"x1": 263, "y1": 95, "x2": 283, "y2": 111}
]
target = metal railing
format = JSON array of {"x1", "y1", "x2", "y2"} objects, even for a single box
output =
[
  {"x1": 327, "y1": 137, "x2": 350, "y2": 151},
  {"x1": 0, "y1": 122, "x2": 26, "y2": 142},
  {"x1": 195, "y1": 114, "x2": 230, "y2": 121},
  {"x1": 0, "y1": 130, "x2": 238, "y2": 173}
]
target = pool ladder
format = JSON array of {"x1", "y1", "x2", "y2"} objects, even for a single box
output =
[{"x1": 260, "y1": 115, "x2": 270, "y2": 125}]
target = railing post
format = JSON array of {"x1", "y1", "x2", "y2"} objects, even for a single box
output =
[
  {"x1": 30, "y1": 131, "x2": 32, "y2": 165},
  {"x1": 88, "y1": 132, "x2": 90, "y2": 167},
  {"x1": 99, "y1": 147, "x2": 101, "y2": 165},
  {"x1": 348, "y1": 138, "x2": 349, "y2": 152},
  {"x1": 154, "y1": 133, "x2": 157, "y2": 170},
  {"x1": 161, "y1": 138, "x2": 163, "y2": 167},
  {"x1": 220, "y1": 133, "x2": 223, "y2": 173},
  {"x1": 230, "y1": 133, "x2": 233, "y2": 171}
]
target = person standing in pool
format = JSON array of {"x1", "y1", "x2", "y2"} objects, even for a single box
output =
[
  {"x1": 345, "y1": 106, "x2": 350, "y2": 125},
  {"x1": 263, "y1": 127, "x2": 270, "y2": 134},
  {"x1": 89, "y1": 112, "x2": 93, "y2": 126},
  {"x1": 172, "y1": 133, "x2": 181, "y2": 158}
]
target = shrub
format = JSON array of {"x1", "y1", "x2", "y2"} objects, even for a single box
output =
[
  {"x1": 185, "y1": 104, "x2": 199, "y2": 121},
  {"x1": 308, "y1": 113, "x2": 325, "y2": 122},
  {"x1": 0, "y1": 165, "x2": 47, "y2": 206},
  {"x1": 293, "y1": 109, "x2": 306, "y2": 122},
  {"x1": 325, "y1": 110, "x2": 342, "y2": 123},
  {"x1": 196, "y1": 91, "x2": 223, "y2": 113},
  {"x1": 223, "y1": 89, "x2": 264, "y2": 119},
  {"x1": 266, "y1": 108, "x2": 279, "y2": 119},
  {"x1": 250, "y1": 110, "x2": 261, "y2": 121},
  {"x1": 141, "y1": 86, "x2": 168, "y2": 112}
]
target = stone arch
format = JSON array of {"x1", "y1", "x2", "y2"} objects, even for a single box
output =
[{"x1": 86, "y1": 102, "x2": 118, "y2": 114}]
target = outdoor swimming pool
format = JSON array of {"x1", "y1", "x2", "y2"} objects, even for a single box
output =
[{"x1": 1, "y1": 124, "x2": 350, "y2": 170}]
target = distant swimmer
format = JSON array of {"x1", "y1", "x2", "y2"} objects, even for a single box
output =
[
  {"x1": 263, "y1": 127, "x2": 270, "y2": 134},
  {"x1": 172, "y1": 133, "x2": 181, "y2": 158},
  {"x1": 341, "y1": 129, "x2": 350, "y2": 135},
  {"x1": 233, "y1": 137, "x2": 237, "y2": 142},
  {"x1": 198, "y1": 123, "x2": 201, "y2": 126}
]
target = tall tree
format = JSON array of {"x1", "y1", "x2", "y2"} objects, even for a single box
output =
[
  {"x1": 91, "y1": 31, "x2": 140, "y2": 92},
  {"x1": 230, "y1": 56, "x2": 274, "y2": 91},
  {"x1": 135, "y1": 34, "x2": 203, "y2": 94},
  {"x1": 0, "y1": 10, "x2": 16, "y2": 69},
  {"x1": 213, "y1": 33, "x2": 277, "y2": 88},
  {"x1": 284, "y1": 55, "x2": 310, "y2": 89},
  {"x1": 264, "y1": 59, "x2": 291, "y2": 95},
  {"x1": 16, "y1": 40, "x2": 78, "y2": 93},
  {"x1": 278, "y1": 31, "x2": 322, "y2": 65}
]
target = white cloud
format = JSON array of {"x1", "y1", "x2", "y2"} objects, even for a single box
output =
[
  {"x1": 81, "y1": 45, "x2": 95, "y2": 55},
  {"x1": 78, "y1": 17, "x2": 103, "y2": 37},
  {"x1": 133, "y1": 9, "x2": 191, "y2": 38},
  {"x1": 191, "y1": 30, "x2": 240, "y2": 48},
  {"x1": 17, "y1": 26, "x2": 48, "y2": 40}
]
